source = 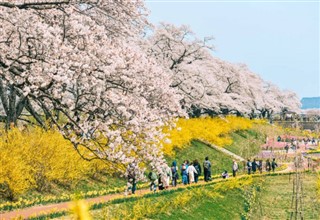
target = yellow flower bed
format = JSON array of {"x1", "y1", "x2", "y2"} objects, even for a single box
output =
[
  {"x1": 162, "y1": 116, "x2": 254, "y2": 155},
  {"x1": 0, "y1": 127, "x2": 120, "y2": 205}
]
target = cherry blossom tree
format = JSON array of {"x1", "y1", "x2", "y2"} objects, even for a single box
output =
[
  {"x1": 256, "y1": 82, "x2": 283, "y2": 119},
  {"x1": 0, "y1": 1, "x2": 182, "y2": 173},
  {"x1": 0, "y1": 1, "x2": 302, "y2": 174},
  {"x1": 146, "y1": 23, "x2": 301, "y2": 119},
  {"x1": 278, "y1": 90, "x2": 301, "y2": 116},
  {"x1": 145, "y1": 23, "x2": 217, "y2": 116}
]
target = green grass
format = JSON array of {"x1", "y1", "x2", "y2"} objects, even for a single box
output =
[
  {"x1": 250, "y1": 172, "x2": 320, "y2": 219},
  {"x1": 153, "y1": 188, "x2": 245, "y2": 220},
  {"x1": 92, "y1": 177, "x2": 254, "y2": 220},
  {"x1": 166, "y1": 140, "x2": 235, "y2": 176},
  {"x1": 224, "y1": 129, "x2": 265, "y2": 159},
  {"x1": 71, "y1": 174, "x2": 126, "y2": 193},
  {"x1": 0, "y1": 173, "x2": 126, "y2": 207},
  {"x1": 89, "y1": 173, "x2": 319, "y2": 220}
]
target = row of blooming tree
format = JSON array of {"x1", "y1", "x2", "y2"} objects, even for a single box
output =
[
  {"x1": 145, "y1": 23, "x2": 301, "y2": 118},
  {"x1": 0, "y1": 1, "x2": 300, "y2": 171}
]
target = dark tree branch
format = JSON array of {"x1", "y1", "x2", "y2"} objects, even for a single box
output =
[
  {"x1": 0, "y1": 79, "x2": 9, "y2": 115},
  {"x1": 24, "y1": 99, "x2": 46, "y2": 128},
  {"x1": 0, "y1": 1, "x2": 70, "y2": 9}
]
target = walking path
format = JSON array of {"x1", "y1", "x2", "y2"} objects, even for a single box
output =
[
  {"x1": 0, "y1": 188, "x2": 149, "y2": 220},
  {"x1": 197, "y1": 139, "x2": 246, "y2": 161},
  {"x1": 0, "y1": 176, "x2": 237, "y2": 220}
]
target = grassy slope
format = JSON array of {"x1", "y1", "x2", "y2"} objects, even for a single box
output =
[
  {"x1": 224, "y1": 128, "x2": 265, "y2": 159},
  {"x1": 1, "y1": 174, "x2": 126, "y2": 203},
  {"x1": 168, "y1": 173, "x2": 320, "y2": 220},
  {"x1": 90, "y1": 173, "x2": 319, "y2": 220},
  {"x1": 92, "y1": 181, "x2": 249, "y2": 220},
  {"x1": 251, "y1": 173, "x2": 320, "y2": 219},
  {"x1": 154, "y1": 189, "x2": 245, "y2": 220},
  {"x1": 166, "y1": 140, "x2": 234, "y2": 176},
  {"x1": 165, "y1": 126, "x2": 269, "y2": 176}
]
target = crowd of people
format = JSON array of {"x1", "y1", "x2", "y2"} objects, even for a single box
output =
[
  {"x1": 147, "y1": 158, "x2": 209, "y2": 193},
  {"x1": 125, "y1": 156, "x2": 279, "y2": 195},
  {"x1": 124, "y1": 157, "x2": 212, "y2": 195},
  {"x1": 245, "y1": 158, "x2": 278, "y2": 174}
]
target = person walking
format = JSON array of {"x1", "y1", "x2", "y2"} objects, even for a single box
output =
[
  {"x1": 184, "y1": 160, "x2": 190, "y2": 184},
  {"x1": 247, "y1": 159, "x2": 252, "y2": 175},
  {"x1": 258, "y1": 159, "x2": 263, "y2": 174},
  {"x1": 165, "y1": 163, "x2": 172, "y2": 189},
  {"x1": 160, "y1": 162, "x2": 170, "y2": 189},
  {"x1": 232, "y1": 160, "x2": 238, "y2": 177},
  {"x1": 126, "y1": 162, "x2": 137, "y2": 195},
  {"x1": 148, "y1": 168, "x2": 157, "y2": 192},
  {"x1": 271, "y1": 158, "x2": 278, "y2": 172},
  {"x1": 181, "y1": 163, "x2": 188, "y2": 185},
  {"x1": 186, "y1": 162, "x2": 198, "y2": 184},
  {"x1": 203, "y1": 156, "x2": 212, "y2": 182},
  {"x1": 158, "y1": 173, "x2": 165, "y2": 190},
  {"x1": 171, "y1": 161, "x2": 179, "y2": 187},
  {"x1": 284, "y1": 144, "x2": 289, "y2": 153},
  {"x1": 252, "y1": 159, "x2": 257, "y2": 174},
  {"x1": 193, "y1": 159, "x2": 201, "y2": 183},
  {"x1": 266, "y1": 159, "x2": 271, "y2": 172}
]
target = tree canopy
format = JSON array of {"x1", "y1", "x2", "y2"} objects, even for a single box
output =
[{"x1": 0, "y1": 1, "x2": 301, "y2": 173}]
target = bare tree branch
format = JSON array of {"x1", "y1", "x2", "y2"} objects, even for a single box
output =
[{"x1": 0, "y1": 1, "x2": 70, "y2": 9}]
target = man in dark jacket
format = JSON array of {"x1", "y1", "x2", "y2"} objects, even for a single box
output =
[
  {"x1": 193, "y1": 159, "x2": 201, "y2": 183},
  {"x1": 203, "y1": 156, "x2": 211, "y2": 181},
  {"x1": 271, "y1": 158, "x2": 278, "y2": 172}
]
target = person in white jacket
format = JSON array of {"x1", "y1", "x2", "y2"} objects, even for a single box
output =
[
  {"x1": 165, "y1": 163, "x2": 172, "y2": 189},
  {"x1": 232, "y1": 160, "x2": 238, "y2": 177},
  {"x1": 186, "y1": 162, "x2": 198, "y2": 183}
]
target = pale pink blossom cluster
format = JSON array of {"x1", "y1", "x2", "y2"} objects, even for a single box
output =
[{"x1": 146, "y1": 23, "x2": 301, "y2": 118}]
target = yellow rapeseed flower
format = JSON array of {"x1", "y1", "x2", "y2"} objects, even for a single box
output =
[{"x1": 70, "y1": 200, "x2": 92, "y2": 220}]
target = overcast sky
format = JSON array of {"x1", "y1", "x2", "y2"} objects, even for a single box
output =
[{"x1": 146, "y1": 0, "x2": 319, "y2": 99}]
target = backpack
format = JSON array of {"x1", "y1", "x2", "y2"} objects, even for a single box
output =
[
  {"x1": 172, "y1": 166, "x2": 179, "y2": 179},
  {"x1": 203, "y1": 161, "x2": 210, "y2": 169},
  {"x1": 171, "y1": 166, "x2": 177, "y2": 174},
  {"x1": 194, "y1": 164, "x2": 200, "y2": 174},
  {"x1": 148, "y1": 172, "x2": 157, "y2": 181}
]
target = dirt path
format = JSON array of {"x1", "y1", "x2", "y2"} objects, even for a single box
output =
[
  {"x1": 0, "y1": 188, "x2": 153, "y2": 219},
  {"x1": 0, "y1": 178, "x2": 228, "y2": 220},
  {"x1": 197, "y1": 139, "x2": 246, "y2": 161},
  {"x1": 1, "y1": 168, "x2": 298, "y2": 220}
]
